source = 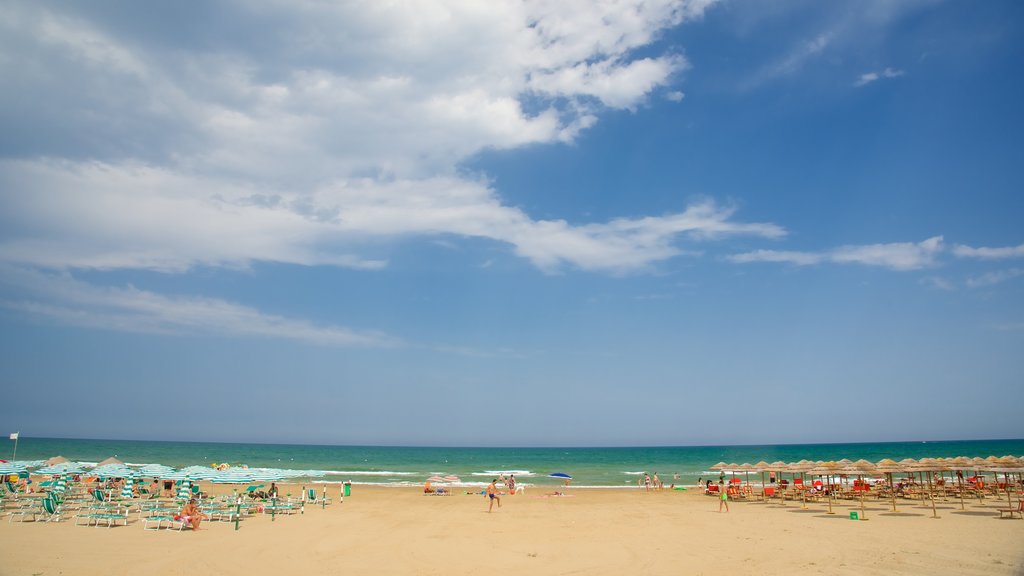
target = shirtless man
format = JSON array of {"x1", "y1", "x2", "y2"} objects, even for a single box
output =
[
  {"x1": 179, "y1": 498, "x2": 208, "y2": 531},
  {"x1": 486, "y1": 479, "x2": 502, "y2": 512}
]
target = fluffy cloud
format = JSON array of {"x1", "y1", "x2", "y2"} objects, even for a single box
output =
[
  {"x1": 0, "y1": 159, "x2": 781, "y2": 274},
  {"x1": 0, "y1": 0, "x2": 755, "y2": 276},
  {"x1": 729, "y1": 236, "x2": 944, "y2": 271}
]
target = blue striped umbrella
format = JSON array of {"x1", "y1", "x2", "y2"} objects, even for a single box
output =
[
  {"x1": 210, "y1": 468, "x2": 258, "y2": 484},
  {"x1": 0, "y1": 462, "x2": 27, "y2": 475},
  {"x1": 35, "y1": 462, "x2": 87, "y2": 475},
  {"x1": 92, "y1": 463, "x2": 138, "y2": 479},
  {"x1": 138, "y1": 464, "x2": 176, "y2": 478},
  {"x1": 121, "y1": 477, "x2": 135, "y2": 499},
  {"x1": 179, "y1": 465, "x2": 217, "y2": 480}
]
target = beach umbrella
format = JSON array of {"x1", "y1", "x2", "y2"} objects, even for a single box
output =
[
  {"x1": 752, "y1": 461, "x2": 771, "y2": 501},
  {"x1": 138, "y1": 464, "x2": 176, "y2": 478},
  {"x1": 93, "y1": 463, "x2": 138, "y2": 479},
  {"x1": 44, "y1": 455, "x2": 70, "y2": 466},
  {"x1": 549, "y1": 472, "x2": 572, "y2": 485},
  {"x1": 35, "y1": 462, "x2": 87, "y2": 475},
  {"x1": 210, "y1": 468, "x2": 259, "y2": 484},
  {"x1": 948, "y1": 456, "x2": 973, "y2": 510},
  {"x1": 121, "y1": 477, "x2": 134, "y2": 499},
  {"x1": 875, "y1": 458, "x2": 906, "y2": 512},
  {"x1": 248, "y1": 469, "x2": 286, "y2": 482},
  {"x1": 179, "y1": 465, "x2": 217, "y2": 480},
  {"x1": 0, "y1": 462, "x2": 26, "y2": 475},
  {"x1": 845, "y1": 460, "x2": 879, "y2": 520},
  {"x1": 985, "y1": 457, "x2": 1024, "y2": 509},
  {"x1": 96, "y1": 456, "x2": 124, "y2": 467},
  {"x1": 443, "y1": 475, "x2": 460, "y2": 483}
]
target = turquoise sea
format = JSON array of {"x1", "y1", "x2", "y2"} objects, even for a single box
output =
[{"x1": 9, "y1": 437, "x2": 1024, "y2": 488}]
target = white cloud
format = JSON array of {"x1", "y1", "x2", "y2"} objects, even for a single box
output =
[
  {"x1": 855, "y1": 67, "x2": 905, "y2": 87},
  {"x1": 966, "y1": 268, "x2": 1024, "y2": 289},
  {"x1": 666, "y1": 90, "x2": 686, "y2": 102},
  {"x1": 0, "y1": 0, "x2": 746, "y2": 276},
  {"x1": 728, "y1": 236, "x2": 944, "y2": 271},
  {"x1": 0, "y1": 160, "x2": 782, "y2": 274},
  {"x1": 953, "y1": 243, "x2": 1024, "y2": 260},
  {"x1": 0, "y1": 266, "x2": 396, "y2": 347}
]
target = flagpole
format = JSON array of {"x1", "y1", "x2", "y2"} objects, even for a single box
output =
[{"x1": 10, "y1": 432, "x2": 18, "y2": 461}]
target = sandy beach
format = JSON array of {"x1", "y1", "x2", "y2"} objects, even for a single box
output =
[{"x1": 2, "y1": 484, "x2": 1021, "y2": 576}]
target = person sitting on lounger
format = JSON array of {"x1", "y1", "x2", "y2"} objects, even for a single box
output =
[{"x1": 179, "y1": 499, "x2": 207, "y2": 531}]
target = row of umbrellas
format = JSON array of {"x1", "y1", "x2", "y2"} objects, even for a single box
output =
[
  {"x1": 2, "y1": 455, "x2": 311, "y2": 484},
  {"x1": 710, "y1": 455, "x2": 1024, "y2": 517},
  {"x1": 710, "y1": 455, "x2": 1024, "y2": 477}
]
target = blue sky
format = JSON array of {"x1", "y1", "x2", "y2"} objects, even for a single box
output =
[{"x1": 1, "y1": 0, "x2": 1022, "y2": 447}]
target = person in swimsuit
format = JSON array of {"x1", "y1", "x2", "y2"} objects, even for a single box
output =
[
  {"x1": 486, "y1": 479, "x2": 502, "y2": 512},
  {"x1": 507, "y1": 474, "x2": 516, "y2": 494},
  {"x1": 718, "y1": 480, "x2": 729, "y2": 512},
  {"x1": 179, "y1": 498, "x2": 208, "y2": 530},
  {"x1": 644, "y1": 473, "x2": 652, "y2": 492}
]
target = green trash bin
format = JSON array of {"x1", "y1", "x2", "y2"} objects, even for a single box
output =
[
  {"x1": 343, "y1": 482, "x2": 351, "y2": 497},
  {"x1": 849, "y1": 511, "x2": 859, "y2": 520}
]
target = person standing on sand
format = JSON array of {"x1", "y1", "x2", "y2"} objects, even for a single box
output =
[
  {"x1": 718, "y1": 480, "x2": 729, "y2": 513},
  {"x1": 508, "y1": 474, "x2": 516, "y2": 494},
  {"x1": 487, "y1": 479, "x2": 502, "y2": 512},
  {"x1": 643, "y1": 473, "x2": 652, "y2": 492}
]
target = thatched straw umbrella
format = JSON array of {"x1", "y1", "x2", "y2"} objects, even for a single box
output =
[
  {"x1": 769, "y1": 461, "x2": 788, "y2": 504},
  {"x1": 809, "y1": 461, "x2": 842, "y2": 515},
  {"x1": 875, "y1": 458, "x2": 904, "y2": 512},
  {"x1": 949, "y1": 456, "x2": 973, "y2": 510},
  {"x1": 917, "y1": 457, "x2": 942, "y2": 519},
  {"x1": 753, "y1": 461, "x2": 771, "y2": 501},
  {"x1": 986, "y1": 456, "x2": 1024, "y2": 509},
  {"x1": 847, "y1": 459, "x2": 879, "y2": 520},
  {"x1": 787, "y1": 461, "x2": 815, "y2": 509}
]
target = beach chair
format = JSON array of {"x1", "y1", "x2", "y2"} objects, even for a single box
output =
[
  {"x1": 41, "y1": 494, "x2": 65, "y2": 522},
  {"x1": 307, "y1": 488, "x2": 332, "y2": 505},
  {"x1": 7, "y1": 501, "x2": 39, "y2": 523},
  {"x1": 998, "y1": 500, "x2": 1023, "y2": 519}
]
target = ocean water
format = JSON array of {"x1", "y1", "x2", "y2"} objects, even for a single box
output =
[{"x1": 9, "y1": 437, "x2": 1023, "y2": 488}]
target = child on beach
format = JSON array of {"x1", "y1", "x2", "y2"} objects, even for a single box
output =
[{"x1": 718, "y1": 481, "x2": 729, "y2": 513}]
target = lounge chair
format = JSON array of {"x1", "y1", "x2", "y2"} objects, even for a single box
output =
[
  {"x1": 41, "y1": 494, "x2": 65, "y2": 522},
  {"x1": 7, "y1": 501, "x2": 38, "y2": 523},
  {"x1": 998, "y1": 500, "x2": 1023, "y2": 519},
  {"x1": 307, "y1": 488, "x2": 332, "y2": 505}
]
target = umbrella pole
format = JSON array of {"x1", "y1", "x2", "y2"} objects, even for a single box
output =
[
  {"x1": 889, "y1": 473, "x2": 897, "y2": 512},
  {"x1": 957, "y1": 472, "x2": 965, "y2": 510},
  {"x1": 1006, "y1": 473, "x2": 1013, "y2": 509},
  {"x1": 826, "y1": 474, "x2": 834, "y2": 515},
  {"x1": 927, "y1": 473, "x2": 938, "y2": 519},
  {"x1": 859, "y1": 474, "x2": 867, "y2": 521}
]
